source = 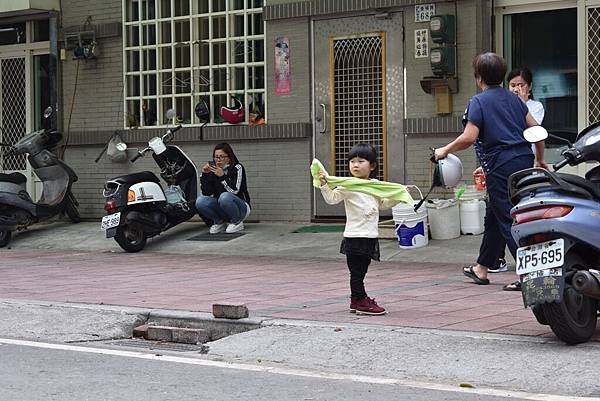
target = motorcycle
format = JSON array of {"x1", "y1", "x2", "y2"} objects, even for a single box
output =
[
  {"x1": 0, "y1": 107, "x2": 80, "y2": 248},
  {"x1": 101, "y1": 110, "x2": 202, "y2": 253},
  {"x1": 509, "y1": 125, "x2": 600, "y2": 344}
]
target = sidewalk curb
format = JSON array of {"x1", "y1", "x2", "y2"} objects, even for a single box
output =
[{"x1": 3, "y1": 298, "x2": 586, "y2": 347}]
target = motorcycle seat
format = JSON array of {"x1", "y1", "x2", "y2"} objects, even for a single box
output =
[
  {"x1": 0, "y1": 172, "x2": 27, "y2": 185},
  {"x1": 111, "y1": 171, "x2": 160, "y2": 185},
  {"x1": 557, "y1": 173, "x2": 600, "y2": 200}
]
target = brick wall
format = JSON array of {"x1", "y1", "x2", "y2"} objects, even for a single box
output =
[
  {"x1": 265, "y1": 17, "x2": 311, "y2": 124},
  {"x1": 64, "y1": 138, "x2": 313, "y2": 221}
]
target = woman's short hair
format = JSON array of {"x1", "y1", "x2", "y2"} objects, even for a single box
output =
[
  {"x1": 472, "y1": 52, "x2": 507, "y2": 86},
  {"x1": 348, "y1": 143, "x2": 378, "y2": 178},
  {"x1": 213, "y1": 142, "x2": 239, "y2": 165}
]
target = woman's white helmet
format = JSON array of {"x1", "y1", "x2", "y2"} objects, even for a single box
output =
[{"x1": 436, "y1": 153, "x2": 463, "y2": 188}]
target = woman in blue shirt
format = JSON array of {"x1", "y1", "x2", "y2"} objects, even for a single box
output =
[{"x1": 434, "y1": 52, "x2": 547, "y2": 286}]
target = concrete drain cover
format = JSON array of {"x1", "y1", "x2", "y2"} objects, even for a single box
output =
[{"x1": 109, "y1": 339, "x2": 208, "y2": 353}]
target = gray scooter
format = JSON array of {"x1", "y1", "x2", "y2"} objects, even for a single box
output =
[{"x1": 0, "y1": 107, "x2": 80, "y2": 247}]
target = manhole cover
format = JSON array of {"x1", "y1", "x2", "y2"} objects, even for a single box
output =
[
  {"x1": 109, "y1": 339, "x2": 208, "y2": 353},
  {"x1": 187, "y1": 232, "x2": 245, "y2": 241}
]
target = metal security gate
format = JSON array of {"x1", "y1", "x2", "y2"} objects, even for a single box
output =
[
  {"x1": 0, "y1": 57, "x2": 26, "y2": 172},
  {"x1": 331, "y1": 34, "x2": 386, "y2": 180},
  {"x1": 313, "y1": 14, "x2": 404, "y2": 217},
  {"x1": 587, "y1": 7, "x2": 600, "y2": 124}
]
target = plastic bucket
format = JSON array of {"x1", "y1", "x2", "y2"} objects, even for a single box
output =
[
  {"x1": 393, "y1": 186, "x2": 428, "y2": 249},
  {"x1": 460, "y1": 199, "x2": 486, "y2": 235},
  {"x1": 456, "y1": 185, "x2": 486, "y2": 201},
  {"x1": 149, "y1": 136, "x2": 167, "y2": 154},
  {"x1": 426, "y1": 199, "x2": 460, "y2": 240}
]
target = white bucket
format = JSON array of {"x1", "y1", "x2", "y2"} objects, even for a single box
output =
[
  {"x1": 392, "y1": 186, "x2": 428, "y2": 249},
  {"x1": 426, "y1": 199, "x2": 460, "y2": 240},
  {"x1": 456, "y1": 185, "x2": 487, "y2": 201},
  {"x1": 460, "y1": 199, "x2": 486, "y2": 235},
  {"x1": 149, "y1": 136, "x2": 167, "y2": 154}
]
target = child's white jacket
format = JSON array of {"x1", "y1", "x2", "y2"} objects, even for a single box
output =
[{"x1": 320, "y1": 183, "x2": 398, "y2": 238}]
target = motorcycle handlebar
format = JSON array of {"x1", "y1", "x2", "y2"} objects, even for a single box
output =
[
  {"x1": 553, "y1": 158, "x2": 569, "y2": 171},
  {"x1": 169, "y1": 125, "x2": 183, "y2": 135},
  {"x1": 131, "y1": 152, "x2": 143, "y2": 163}
]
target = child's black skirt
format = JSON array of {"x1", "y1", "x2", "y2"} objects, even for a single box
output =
[{"x1": 340, "y1": 237, "x2": 380, "y2": 262}]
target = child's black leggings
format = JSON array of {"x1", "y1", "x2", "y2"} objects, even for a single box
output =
[{"x1": 346, "y1": 254, "x2": 371, "y2": 300}]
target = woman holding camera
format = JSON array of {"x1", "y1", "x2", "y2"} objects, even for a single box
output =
[{"x1": 196, "y1": 142, "x2": 251, "y2": 234}]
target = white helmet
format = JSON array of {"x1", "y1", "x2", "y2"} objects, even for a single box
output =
[{"x1": 435, "y1": 153, "x2": 463, "y2": 188}]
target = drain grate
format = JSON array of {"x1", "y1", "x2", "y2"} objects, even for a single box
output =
[
  {"x1": 109, "y1": 338, "x2": 208, "y2": 353},
  {"x1": 187, "y1": 232, "x2": 245, "y2": 241}
]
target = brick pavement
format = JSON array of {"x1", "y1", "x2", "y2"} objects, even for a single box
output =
[{"x1": 1, "y1": 248, "x2": 598, "y2": 341}]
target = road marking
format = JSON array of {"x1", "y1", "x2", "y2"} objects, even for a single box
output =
[{"x1": 0, "y1": 337, "x2": 594, "y2": 401}]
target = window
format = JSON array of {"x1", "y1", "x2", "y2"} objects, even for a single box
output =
[{"x1": 123, "y1": 0, "x2": 265, "y2": 127}]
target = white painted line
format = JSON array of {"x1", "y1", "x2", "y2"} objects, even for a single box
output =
[{"x1": 0, "y1": 337, "x2": 594, "y2": 401}]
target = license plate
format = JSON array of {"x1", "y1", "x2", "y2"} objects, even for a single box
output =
[
  {"x1": 516, "y1": 239, "x2": 564, "y2": 276},
  {"x1": 101, "y1": 212, "x2": 121, "y2": 230}
]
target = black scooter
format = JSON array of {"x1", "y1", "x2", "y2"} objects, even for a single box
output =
[
  {"x1": 101, "y1": 107, "x2": 207, "y2": 252},
  {"x1": 0, "y1": 107, "x2": 80, "y2": 247}
]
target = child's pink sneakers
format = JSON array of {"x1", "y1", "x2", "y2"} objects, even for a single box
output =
[{"x1": 350, "y1": 297, "x2": 386, "y2": 315}]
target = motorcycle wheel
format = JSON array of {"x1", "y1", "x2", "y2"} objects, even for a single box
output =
[
  {"x1": 531, "y1": 305, "x2": 548, "y2": 325},
  {"x1": 115, "y1": 225, "x2": 147, "y2": 253},
  {"x1": 0, "y1": 230, "x2": 11, "y2": 248},
  {"x1": 541, "y1": 254, "x2": 597, "y2": 345},
  {"x1": 64, "y1": 193, "x2": 81, "y2": 223}
]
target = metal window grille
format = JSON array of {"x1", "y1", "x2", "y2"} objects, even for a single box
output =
[
  {"x1": 588, "y1": 7, "x2": 600, "y2": 124},
  {"x1": 0, "y1": 57, "x2": 26, "y2": 171},
  {"x1": 330, "y1": 33, "x2": 386, "y2": 179},
  {"x1": 122, "y1": 0, "x2": 266, "y2": 128}
]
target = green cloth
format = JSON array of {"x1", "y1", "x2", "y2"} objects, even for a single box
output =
[{"x1": 310, "y1": 159, "x2": 414, "y2": 205}]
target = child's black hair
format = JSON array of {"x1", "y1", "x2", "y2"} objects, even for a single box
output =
[{"x1": 348, "y1": 143, "x2": 378, "y2": 178}]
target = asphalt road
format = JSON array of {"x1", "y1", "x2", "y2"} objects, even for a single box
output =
[{"x1": 0, "y1": 339, "x2": 529, "y2": 401}]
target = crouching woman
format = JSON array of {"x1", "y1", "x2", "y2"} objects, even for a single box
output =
[{"x1": 196, "y1": 143, "x2": 251, "y2": 234}]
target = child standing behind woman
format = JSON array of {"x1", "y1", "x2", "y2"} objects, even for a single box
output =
[{"x1": 318, "y1": 144, "x2": 399, "y2": 315}]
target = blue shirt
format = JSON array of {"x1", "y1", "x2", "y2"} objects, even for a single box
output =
[{"x1": 465, "y1": 86, "x2": 533, "y2": 174}]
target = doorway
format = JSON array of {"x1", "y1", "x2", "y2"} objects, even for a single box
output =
[
  {"x1": 498, "y1": 6, "x2": 577, "y2": 165},
  {"x1": 312, "y1": 13, "x2": 404, "y2": 217}
]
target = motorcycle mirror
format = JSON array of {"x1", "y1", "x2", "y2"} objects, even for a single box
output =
[
  {"x1": 524, "y1": 126, "x2": 548, "y2": 143},
  {"x1": 43, "y1": 107, "x2": 53, "y2": 119},
  {"x1": 115, "y1": 142, "x2": 128, "y2": 152},
  {"x1": 166, "y1": 108, "x2": 177, "y2": 122}
]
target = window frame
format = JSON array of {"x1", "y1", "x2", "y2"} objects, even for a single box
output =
[{"x1": 122, "y1": 0, "x2": 266, "y2": 129}]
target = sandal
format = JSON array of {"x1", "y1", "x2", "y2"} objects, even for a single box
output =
[
  {"x1": 462, "y1": 265, "x2": 490, "y2": 285},
  {"x1": 503, "y1": 280, "x2": 522, "y2": 291}
]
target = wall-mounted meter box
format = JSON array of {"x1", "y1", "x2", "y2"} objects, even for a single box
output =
[
  {"x1": 430, "y1": 45, "x2": 456, "y2": 77},
  {"x1": 429, "y1": 15, "x2": 455, "y2": 44}
]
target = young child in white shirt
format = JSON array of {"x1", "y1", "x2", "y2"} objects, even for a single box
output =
[{"x1": 318, "y1": 143, "x2": 399, "y2": 315}]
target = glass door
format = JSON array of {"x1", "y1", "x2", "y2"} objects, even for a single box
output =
[{"x1": 501, "y1": 8, "x2": 577, "y2": 165}]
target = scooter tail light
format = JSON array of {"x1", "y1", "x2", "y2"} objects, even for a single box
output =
[
  {"x1": 127, "y1": 189, "x2": 136, "y2": 203},
  {"x1": 512, "y1": 205, "x2": 573, "y2": 225},
  {"x1": 104, "y1": 198, "x2": 117, "y2": 213}
]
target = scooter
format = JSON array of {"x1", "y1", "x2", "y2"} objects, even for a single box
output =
[
  {"x1": 509, "y1": 125, "x2": 600, "y2": 344},
  {"x1": 0, "y1": 107, "x2": 80, "y2": 248},
  {"x1": 101, "y1": 113, "x2": 201, "y2": 253}
]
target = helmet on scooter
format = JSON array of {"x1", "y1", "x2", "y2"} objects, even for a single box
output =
[
  {"x1": 220, "y1": 96, "x2": 244, "y2": 124},
  {"x1": 434, "y1": 153, "x2": 463, "y2": 188},
  {"x1": 194, "y1": 97, "x2": 210, "y2": 122}
]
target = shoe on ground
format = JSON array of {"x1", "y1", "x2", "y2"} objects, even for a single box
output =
[
  {"x1": 226, "y1": 221, "x2": 244, "y2": 233},
  {"x1": 349, "y1": 298, "x2": 358, "y2": 313},
  {"x1": 353, "y1": 297, "x2": 386, "y2": 315},
  {"x1": 209, "y1": 223, "x2": 226, "y2": 234},
  {"x1": 488, "y1": 258, "x2": 508, "y2": 273}
]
